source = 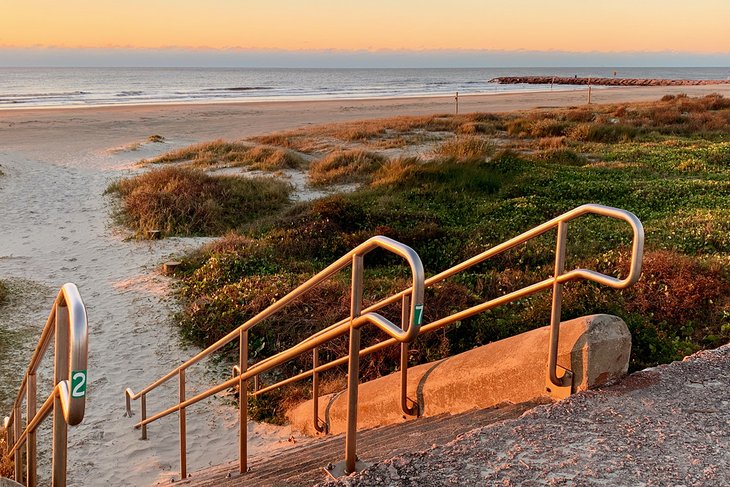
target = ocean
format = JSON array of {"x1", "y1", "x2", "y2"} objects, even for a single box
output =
[{"x1": 1, "y1": 67, "x2": 729, "y2": 109}]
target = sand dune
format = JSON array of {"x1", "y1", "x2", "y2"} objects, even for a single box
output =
[{"x1": 2, "y1": 84, "x2": 730, "y2": 485}]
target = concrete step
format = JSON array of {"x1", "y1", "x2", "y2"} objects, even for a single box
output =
[{"x1": 173, "y1": 399, "x2": 547, "y2": 487}]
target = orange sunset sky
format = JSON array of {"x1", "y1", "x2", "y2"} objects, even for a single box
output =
[{"x1": 3, "y1": 0, "x2": 730, "y2": 53}]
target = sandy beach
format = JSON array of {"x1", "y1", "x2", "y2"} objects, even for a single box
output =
[{"x1": 1, "y1": 84, "x2": 729, "y2": 485}]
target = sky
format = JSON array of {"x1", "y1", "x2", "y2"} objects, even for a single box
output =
[{"x1": 2, "y1": 0, "x2": 730, "y2": 67}]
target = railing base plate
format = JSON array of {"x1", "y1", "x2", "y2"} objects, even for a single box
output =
[
  {"x1": 545, "y1": 365, "x2": 573, "y2": 400},
  {"x1": 323, "y1": 460, "x2": 370, "y2": 479}
]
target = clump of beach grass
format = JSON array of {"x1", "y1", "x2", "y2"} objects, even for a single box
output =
[
  {"x1": 371, "y1": 157, "x2": 420, "y2": 186},
  {"x1": 434, "y1": 135, "x2": 495, "y2": 160},
  {"x1": 145, "y1": 139, "x2": 306, "y2": 171},
  {"x1": 106, "y1": 166, "x2": 292, "y2": 238},
  {"x1": 308, "y1": 150, "x2": 387, "y2": 186},
  {"x1": 1, "y1": 432, "x2": 13, "y2": 479}
]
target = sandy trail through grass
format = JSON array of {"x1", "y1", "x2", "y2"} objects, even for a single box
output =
[{"x1": 0, "y1": 137, "x2": 305, "y2": 485}]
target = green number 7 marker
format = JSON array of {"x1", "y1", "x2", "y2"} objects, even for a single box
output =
[{"x1": 413, "y1": 304, "x2": 424, "y2": 326}]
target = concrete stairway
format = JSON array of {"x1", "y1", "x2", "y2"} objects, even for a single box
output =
[{"x1": 174, "y1": 400, "x2": 548, "y2": 487}]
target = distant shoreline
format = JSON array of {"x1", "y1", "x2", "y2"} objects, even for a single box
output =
[
  {"x1": 0, "y1": 85, "x2": 579, "y2": 112},
  {"x1": 2, "y1": 85, "x2": 730, "y2": 121}
]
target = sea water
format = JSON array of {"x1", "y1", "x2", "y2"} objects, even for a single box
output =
[{"x1": 1, "y1": 67, "x2": 729, "y2": 109}]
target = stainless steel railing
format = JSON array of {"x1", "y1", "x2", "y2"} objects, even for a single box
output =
[
  {"x1": 125, "y1": 235, "x2": 425, "y2": 477},
  {"x1": 124, "y1": 204, "x2": 644, "y2": 479},
  {"x1": 252, "y1": 204, "x2": 644, "y2": 405},
  {"x1": 2, "y1": 284, "x2": 89, "y2": 487}
]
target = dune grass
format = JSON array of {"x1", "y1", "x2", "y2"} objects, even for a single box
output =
[
  {"x1": 308, "y1": 149, "x2": 387, "y2": 186},
  {"x1": 0, "y1": 280, "x2": 6, "y2": 305},
  {"x1": 251, "y1": 113, "x2": 501, "y2": 153},
  {"x1": 106, "y1": 167, "x2": 292, "y2": 238},
  {"x1": 434, "y1": 135, "x2": 495, "y2": 160},
  {"x1": 165, "y1": 95, "x2": 730, "y2": 422},
  {"x1": 145, "y1": 139, "x2": 306, "y2": 171},
  {"x1": 0, "y1": 433, "x2": 12, "y2": 479}
]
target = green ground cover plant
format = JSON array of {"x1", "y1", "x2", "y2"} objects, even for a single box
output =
[{"x1": 120, "y1": 95, "x2": 729, "y2": 421}]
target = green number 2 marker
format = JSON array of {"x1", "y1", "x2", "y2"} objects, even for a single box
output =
[{"x1": 71, "y1": 370, "x2": 87, "y2": 398}]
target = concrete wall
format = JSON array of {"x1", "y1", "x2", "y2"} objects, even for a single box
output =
[{"x1": 288, "y1": 314, "x2": 631, "y2": 436}]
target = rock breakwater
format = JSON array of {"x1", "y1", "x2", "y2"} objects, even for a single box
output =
[{"x1": 491, "y1": 76, "x2": 730, "y2": 86}]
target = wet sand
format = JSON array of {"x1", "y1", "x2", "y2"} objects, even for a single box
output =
[{"x1": 1, "y1": 84, "x2": 729, "y2": 485}]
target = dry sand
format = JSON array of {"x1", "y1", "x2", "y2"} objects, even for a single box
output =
[{"x1": 1, "y1": 84, "x2": 729, "y2": 486}]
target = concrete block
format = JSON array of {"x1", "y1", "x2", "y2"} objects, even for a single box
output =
[{"x1": 288, "y1": 314, "x2": 631, "y2": 436}]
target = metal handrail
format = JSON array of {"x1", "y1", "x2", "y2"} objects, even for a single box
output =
[
  {"x1": 123, "y1": 204, "x2": 644, "y2": 479},
  {"x1": 2, "y1": 283, "x2": 89, "y2": 487},
  {"x1": 252, "y1": 203, "x2": 643, "y2": 400},
  {"x1": 124, "y1": 235, "x2": 425, "y2": 477}
]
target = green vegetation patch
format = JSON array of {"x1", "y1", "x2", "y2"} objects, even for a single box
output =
[
  {"x1": 106, "y1": 166, "x2": 292, "y2": 238},
  {"x1": 168, "y1": 95, "x2": 730, "y2": 422}
]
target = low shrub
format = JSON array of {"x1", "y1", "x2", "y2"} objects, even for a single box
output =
[
  {"x1": 620, "y1": 251, "x2": 728, "y2": 326},
  {"x1": 0, "y1": 280, "x2": 7, "y2": 305},
  {"x1": 434, "y1": 136, "x2": 495, "y2": 160},
  {"x1": 308, "y1": 150, "x2": 387, "y2": 185},
  {"x1": 532, "y1": 148, "x2": 587, "y2": 166},
  {"x1": 146, "y1": 139, "x2": 305, "y2": 170},
  {"x1": 505, "y1": 118, "x2": 532, "y2": 137},
  {"x1": 457, "y1": 122, "x2": 496, "y2": 135},
  {"x1": 563, "y1": 108, "x2": 595, "y2": 123},
  {"x1": 537, "y1": 136, "x2": 566, "y2": 149},
  {"x1": 106, "y1": 167, "x2": 292, "y2": 237},
  {"x1": 0, "y1": 432, "x2": 12, "y2": 479},
  {"x1": 569, "y1": 122, "x2": 639, "y2": 143},
  {"x1": 530, "y1": 119, "x2": 569, "y2": 138},
  {"x1": 371, "y1": 157, "x2": 420, "y2": 186}
]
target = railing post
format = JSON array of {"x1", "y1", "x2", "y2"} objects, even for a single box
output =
[
  {"x1": 400, "y1": 294, "x2": 417, "y2": 416},
  {"x1": 140, "y1": 395, "x2": 147, "y2": 440},
  {"x1": 546, "y1": 221, "x2": 573, "y2": 398},
  {"x1": 178, "y1": 369, "x2": 187, "y2": 480},
  {"x1": 312, "y1": 347, "x2": 326, "y2": 433},
  {"x1": 344, "y1": 254, "x2": 364, "y2": 474},
  {"x1": 27, "y1": 372, "x2": 37, "y2": 487},
  {"x1": 52, "y1": 301, "x2": 70, "y2": 487},
  {"x1": 13, "y1": 405, "x2": 22, "y2": 483},
  {"x1": 239, "y1": 329, "x2": 248, "y2": 474}
]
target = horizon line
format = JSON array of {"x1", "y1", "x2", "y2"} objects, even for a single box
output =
[{"x1": 3, "y1": 46, "x2": 730, "y2": 55}]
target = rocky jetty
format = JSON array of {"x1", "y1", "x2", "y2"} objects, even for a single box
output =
[{"x1": 491, "y1": 76, "x2": 730, "y2": 86}]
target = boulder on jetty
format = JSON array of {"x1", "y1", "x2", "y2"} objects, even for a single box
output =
[{"x1": 490, "y1": 76, "x2": 730, "y2": 86}]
